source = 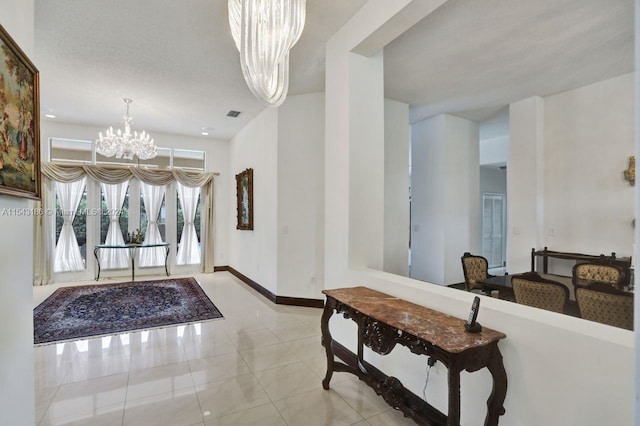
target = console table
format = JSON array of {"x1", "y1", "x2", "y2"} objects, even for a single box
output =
[
  {"x1": 321, "y1": 287, "x2": 507, "y2": 426},
  {"x1": 94, "y1": 243, "x2": 170, "y2": 281}
]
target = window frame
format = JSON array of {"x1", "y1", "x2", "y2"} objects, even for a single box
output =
[{"x1": 47, "y1": 138, "x2": 207, "y2": 281}]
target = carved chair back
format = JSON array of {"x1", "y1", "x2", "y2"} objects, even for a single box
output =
[
  {"x1": 461, "y1": 252, "x2": 492, "y2": 292},
  {"x1": 572, "y1": 262, "x2": 625, "y2": 291},
  {"x1": 511, "y1": 272, "x2": 569, "y2": 313},
  {"x1": 575, "y1": 282, "x2": 633, "y2": 330}
]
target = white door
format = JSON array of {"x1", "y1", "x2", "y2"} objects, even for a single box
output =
[{"x1": 482, "y1": 193, "x2": 505, "y2": 268}]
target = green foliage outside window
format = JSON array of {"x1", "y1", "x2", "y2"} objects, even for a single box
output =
[
  {"x1": 54, "y1": 191, "x2": 130, "y2": 247},
  {"x1": 55, "y1": 193, "x2": 88, "y2": 247},
  {"x1": 176, "y1": 194, "x2": 202, "y2": 245}
]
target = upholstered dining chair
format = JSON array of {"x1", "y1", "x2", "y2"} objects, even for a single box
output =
[
  {"x1": 460, "y1": 252, "x2": 493, "y2": 294},
  {"x1": 572, "y1": 262, "x2": 625, "y2": 291},
  {"x1": 576, "y1": 282, "x2": 633, "y2": 330},
  {"x1": 511, "y1": 272, "x2": 569, "y2": 313}
]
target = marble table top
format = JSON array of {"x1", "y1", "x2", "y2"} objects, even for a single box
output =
[{"x1": 323, "y1": 286, "x2": 506, "y2": 353}]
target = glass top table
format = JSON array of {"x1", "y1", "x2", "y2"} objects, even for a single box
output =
[{"x1": 93, "y1": 243, "x2": 170, "y2": 281}]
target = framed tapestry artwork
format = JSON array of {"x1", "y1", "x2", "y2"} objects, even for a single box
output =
[
  {"x1": 236, "y1": 168, "x2": 253, "y2": 230},
  {"x1": 0, "y1": 23, "x2": 41, "y2": 200}
]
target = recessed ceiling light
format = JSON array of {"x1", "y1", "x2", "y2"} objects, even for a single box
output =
[
  {"x1": 201, "y1": 126, "x2": 214, "y2": 136},
  {"x1": 43, "y1": 107, "x2": 56, "y2": 119}
]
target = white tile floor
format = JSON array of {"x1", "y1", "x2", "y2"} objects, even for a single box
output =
[{"x1": 33, "y1": 272, "x2": 416, "y2": 426}]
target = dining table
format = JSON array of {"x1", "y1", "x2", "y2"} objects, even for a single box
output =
[{"x1": 477, "y1": 274, "x2": 515, "y2": 299}]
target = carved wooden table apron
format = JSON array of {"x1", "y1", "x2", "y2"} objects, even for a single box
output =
[{"x1": 321, "y1": 287, "x2": 507, "y2": 426}]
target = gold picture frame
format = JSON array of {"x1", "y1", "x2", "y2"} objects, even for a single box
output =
[
  {"x1": 236, "y1": 168, "x2": 253, "y2": 230},
  {"x1": 0, "y1": 23, "x2": 41, "y2": 200}
]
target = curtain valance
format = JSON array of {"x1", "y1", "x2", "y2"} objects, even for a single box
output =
[
  {"x1": 41, "y1": 163, "x2": 216, "y2": 187},
  {"x1": 34, "y1": 162, "x2": 217, "y2": 286}
]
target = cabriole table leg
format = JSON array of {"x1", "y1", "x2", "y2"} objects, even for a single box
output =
[
  {"x1": 321, "y1": 296, "x2": 336, "y2": 389},
  {"x1": 94, "y1": 247, "x2": 101, "y2": 280},
  {"x1": 484, "y1": 345, "x2": 508, "y2": 426}
]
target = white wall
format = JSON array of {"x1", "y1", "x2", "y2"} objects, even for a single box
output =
[
  {"x1": 0, "y1": 2, "x2": 36, "y2": 425},
  {"x1": 479, "y1": 107, "x2": 509, "y2": 141},
  {"x1": 479, "y1": 107, "x2": 509, "y2": 167},
  {"x1": 443, "y1": 115, "x2": 480, "y2": 284},
  {"x1": 410, "y1": 115, "x2": 446, "y2": 284},
  {"x1": 348, "y1": 51, "x2": 385, "y2": 270},
  {"x1": 227, "y1": 93, "x2": 327, "y2": 299},
  {"x1": 276, "y1": 93, "x2": 325, "y2": 298},
  {"x1": 479, "y1": 111, "x2": 509, "y2": 267},
  {"x1": 480, "y1": 167, "x2": 507, "y2": 200},
  {"x1": 39, "y1": 121, "x2": 231, "y2": 267},
  {"x1": 325, "y1": 2, "x2": 634, "y2": 424},
  {"x1": 410, "y1": 113, "x2": 480, "y2": 285},
  {"x1": 323, "y1": 0, "x2": 442, "y2": 287},
  {"x1": 228, "y1": 107, "x2": 279, "y2": 294},
  {"x1": 507, "y1": 96, "x2": 544, "y2": 272},
  {"x1": 479, "y1": 135, "x2": 509, "y2": 166},
  {"x1": 383, "y1": 98, "x2": 409, "y2": 276},
  {"x1": 480, "y1": 166, "x2": 508, "y2": 267},
  {"x1": 507, "y1": 74, "x2": 635, "y2": 273},
  {"x1": 542, "y1": 73, "x2": 634, "y2": 257}
]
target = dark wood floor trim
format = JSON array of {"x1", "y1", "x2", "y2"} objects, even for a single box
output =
[
  {"x1": 223, "y1": 266, "x2": 323, "y2": 308},
  {"x1": 275, "y1": 296, "x2": 324, "y2": 308},
  {"x1": 226, "y1": 266, "x2": 277, "y2": 303},
  {"x1": 331, "y1": 340, "x2": 448, "y2": 425}
]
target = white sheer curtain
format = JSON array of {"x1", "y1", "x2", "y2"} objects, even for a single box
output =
[
  {"x1": 139, "y1": 182, "x2": 166, "y2": 267},
  {"x1": 176, "y1": 182, "x2": 201, "y2": 265},
  {"x1": 53, "y1": 178, "x2": 86, "y2": 272},
  {"x1": 100, "y1": 181, "x2": 130, "y2": 269}
]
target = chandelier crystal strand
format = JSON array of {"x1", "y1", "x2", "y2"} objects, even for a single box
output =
[
  {"x1": 228, "y1": 0, "x2": 305, "y2": 107},
  {"x1": 95, "y1": 99, "x2": 157, "y2": 160}
]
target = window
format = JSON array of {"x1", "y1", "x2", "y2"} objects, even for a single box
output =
[
  {"x1": 176, "y1": 184, "x2": 202, "y2": 265},
  {"x1": 55, "y1": 191, "x2": 87, "y2": 262},
  {"x1": 53, "y1": 182, "x2": 87, "y2": 272},
  {"x1": 173, "y1": 149, "x2": 205, "y2": 170},
  {"x1": 137, "y1": 147, "x2": 171, "y2": 168},
  {"x1": 50, "y1": 138, "x2": 92, "y2": 163},
  {"x1": 98, "y1": 182, "x2": 131, "y2": 270},
  {"x1": 100, "y1": 185, "x2": 130, "y2": 244},
  {"x1": 140, "y1": 189, "x2": 166, "y2": 241},
  {"x1": 139, "y1": 183, "x2": 168, "y2": 268},
  {"x1": 48, "y1": 138, "x2": 204, "y2": 170},
  {"x1": 47, "y1": 139, "x2": 207, "y2": 276}
]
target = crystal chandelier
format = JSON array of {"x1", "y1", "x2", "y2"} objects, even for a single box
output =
[
  {"x1": 95, "y1": 99, "x2": 157, "y2": 160},
  {"x1": 228, "y1": 0, "x2": 306, "y2": 107}
]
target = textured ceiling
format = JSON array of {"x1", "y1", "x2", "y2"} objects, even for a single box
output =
[
  {"x1": 34, "y1": 0, "x2": 367, "y2": 140},
  {"x1": 34, "y1": 0, "x2": 635, "y2": 138},
  {"x1": 384, "y1": 0, "x2": 635, "y2": 124}
]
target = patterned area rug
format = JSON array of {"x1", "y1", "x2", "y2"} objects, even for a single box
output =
[{"x1": 33, "y1": 277, "x2": 223, "y2": 345}]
